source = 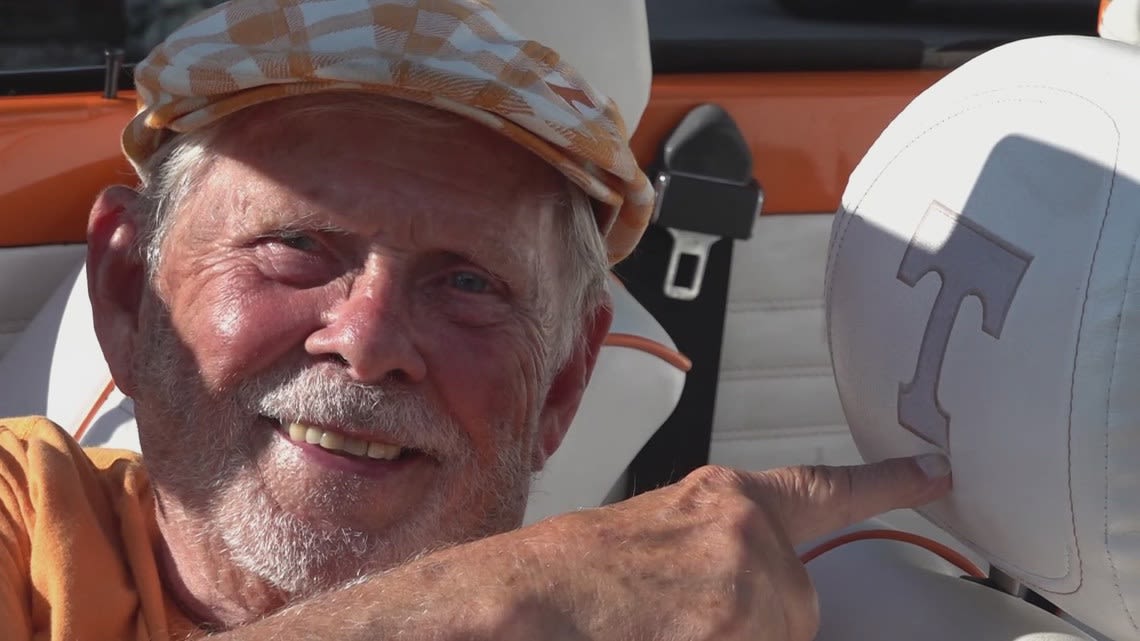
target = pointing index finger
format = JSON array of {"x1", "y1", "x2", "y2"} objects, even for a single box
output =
[{"x1": 747, "y1": 454, "x2": 952, "y2": 545}]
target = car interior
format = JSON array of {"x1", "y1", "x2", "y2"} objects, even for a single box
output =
[{"x1": 4, "y1": 0, "x2": 1140, "y2": 639}]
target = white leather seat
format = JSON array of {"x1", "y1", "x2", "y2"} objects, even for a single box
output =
[
  {"x1": 0, "y1": 0, "x2": 685, "y2": 524},
  {"x1": 820, "y1": 34, "x2": 1140, "y2": 641},
  {"x1": 0, "y1": 263, "x2": 126, "y2": 437}
]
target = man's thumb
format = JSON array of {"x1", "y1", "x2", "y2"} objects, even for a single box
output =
[{"x1": 748, "y1": 454, "x2": 952, "y2": 545}]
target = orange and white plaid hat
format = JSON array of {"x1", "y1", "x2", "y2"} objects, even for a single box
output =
[{"x1": 123, "y1": 0, "x2": 655, "y2": 263}]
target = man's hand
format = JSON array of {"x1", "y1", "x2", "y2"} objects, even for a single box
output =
[{"x1": 504, "y1": 455, "x2": 952, "y2": 641}]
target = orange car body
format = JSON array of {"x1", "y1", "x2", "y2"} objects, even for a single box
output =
[{"x1": 0, "y1": 71, "x2": 947, "y2": 248}]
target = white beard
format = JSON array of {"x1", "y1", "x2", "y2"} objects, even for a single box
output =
[{"x1": 132, "y1": 295, "x2": 539, "y2": 600}]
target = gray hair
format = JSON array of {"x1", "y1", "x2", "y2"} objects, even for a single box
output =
[{"x1": 131, "y1": 99, "x2": 610, "y2": 373}]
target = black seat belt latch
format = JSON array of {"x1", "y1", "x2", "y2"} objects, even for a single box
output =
[{"x1": 650, "y1": 103, "x2": 763, "y2": 301}]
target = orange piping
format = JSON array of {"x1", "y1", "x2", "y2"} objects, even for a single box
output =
[
  {"x1": 800, "y1": 528, "x2": 987, "y2": 579},
  {"x1": 603, "y1": 333, "x2": 692, "y2": 372},
  {"x1": 73, "y1": 378, "x2": 116, "y2": 443}
]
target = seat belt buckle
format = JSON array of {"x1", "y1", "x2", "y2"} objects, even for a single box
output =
[
  {"x1": 648, "y1": 104, "x2": 763, "y2": 301},
  {"x1": 652, "y1": 172, "x2": 762, "y2": 300},
  {"x1": 652, "y1": 169, "x2": 766, "y2": 301}
]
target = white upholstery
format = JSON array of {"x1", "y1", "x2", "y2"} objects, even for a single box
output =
[
  {"x1": 807, "y1": 520, "x2": 1091, "y2": 641},
  {"x1": 0, "y1": 261, "x2": 116, "y2": 431},
  {"x1": 525, "y1": 280, "x2": 686, "y2": 523},
  {"x1": 826, "y1": 35, "x2": 1140, "y2": 641},
  {"x1": 0, "y1": 244, "x2": 87, "y2": 359},
  {"x1": 709, "y1": 213, "x2": 860, "y2": 472}
]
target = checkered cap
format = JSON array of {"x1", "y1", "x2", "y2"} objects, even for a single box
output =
[{"x1": 123, "y1": 0, "x2": 655, "y2": 263}]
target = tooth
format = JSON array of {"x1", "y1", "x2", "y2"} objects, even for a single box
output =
[
  {"x1": 285, "y1": 423, "x2": 400, "y2": 460},
  {"x1": 344, "y1": 437, "x2": 369, "y2": 457},
  {"x1": 367, "y1": 442, "x2": 401, "y2": 460},
  {"x1": 287, "y1": 422, "x2": 307, "y2": 441},
  {"x1": 320, "y1": 431, "x2": 345, "y2": 451}
]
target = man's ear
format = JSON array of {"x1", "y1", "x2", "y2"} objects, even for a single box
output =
[
  {"x1": 86, "y1": 185, "x2": 147, "y2": 397},
  {"x1": 532, "y1": 295, "x2": 613, "y2": 471}
]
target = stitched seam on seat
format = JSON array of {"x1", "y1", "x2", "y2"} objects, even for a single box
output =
[{"x1": 1104, "y1": 199, "x2": 1139, "y2": 633}]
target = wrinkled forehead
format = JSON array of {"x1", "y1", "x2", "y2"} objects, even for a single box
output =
[
  {"x1": 213, "y1": 94, "x2": 566, "y2": 194},
  {"x1": 172, "y1": 96, "x2": 566, "y2": 266}
]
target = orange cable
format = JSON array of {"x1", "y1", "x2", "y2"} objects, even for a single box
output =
[
  {"x1": 603, "y1": 333, "x2": 693, "y2": 372},
  {"x1": 73, "y1": 378, "x2": 116, "y2": 443},
  {"x1": 799, "y1": 528, "x2": 987, "y2": 579}
]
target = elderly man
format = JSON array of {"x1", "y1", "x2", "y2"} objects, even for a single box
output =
[{"x1": 0, "y1": 0, "x2": 951, "y2": 639}]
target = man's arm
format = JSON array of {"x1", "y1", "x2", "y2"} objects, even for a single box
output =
[
  {"x1": 0, "y1": 508, "x2": 31, "y2": 641},
  {"x1": 209, "y1": 533, "x2": 564, "y2": 641},
  {"x1": 0, "y1": 427, "x2": 36, "y2": 641},
  {"x1": 210, "y1": 455, "x2": 951, "y2": 641}
]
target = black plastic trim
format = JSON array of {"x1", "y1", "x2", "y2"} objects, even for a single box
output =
[
  {"x1": 0, "y1": 65, "x2": 136, "y2": 97},
  {"x1": 651, "y1": 38, "x2": 930, "y2": 73}
]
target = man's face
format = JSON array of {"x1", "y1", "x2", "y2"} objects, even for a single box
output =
[{"x1": 123, "y1": 96, "x2": 581, "y2": 595}]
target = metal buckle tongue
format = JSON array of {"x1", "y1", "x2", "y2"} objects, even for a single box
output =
[
  {"x1": 662, "y1": 228, "x2": 718, "y2": 301},
  {"x1": 650, "y1": 104, "x2": 762, "y2": 301}
]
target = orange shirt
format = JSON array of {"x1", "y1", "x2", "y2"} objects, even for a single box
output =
[{"x1": 0, "y1": 416, "x2": 200, "y2": 640}]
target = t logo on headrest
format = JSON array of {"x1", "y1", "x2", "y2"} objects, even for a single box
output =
[{"x1": 896, "y1": 202, "x2": 1033, "y2": 452}]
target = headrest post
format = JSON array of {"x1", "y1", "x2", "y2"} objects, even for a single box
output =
[{"x1": 985, "y1": 567, "x2": 1028, "y2": 600}]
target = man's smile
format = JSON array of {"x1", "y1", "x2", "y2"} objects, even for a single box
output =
[
  {"x1": 286, "y1": 421, "x2": 403, "y2": 460},
  {"x1": 261, "y1": 416, "x2": 434, "y2": 478}
]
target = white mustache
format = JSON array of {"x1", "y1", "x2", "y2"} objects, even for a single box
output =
[{"x1": 239, "y1": 366, "x2": 468, "y2": 458}]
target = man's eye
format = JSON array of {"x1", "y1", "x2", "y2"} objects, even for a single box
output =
[
  {"x1": 275, "y1": 232, "x2": 319, "y2": 252},
  {"x1": 449, "y1": 271, "x2": 490, "y2": 294}
]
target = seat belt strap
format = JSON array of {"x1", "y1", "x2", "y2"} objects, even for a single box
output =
[{"x1": 616, "y1": 103, "x2": 762, "y2": 493}]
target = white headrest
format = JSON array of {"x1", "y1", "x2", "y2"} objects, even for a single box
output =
[
  {"x1": 826, "y1": 35, "x2": 1140, "y2": 641},
  {"x1": 490, "y1": 0, "x2": 651, "y2": 134}
]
